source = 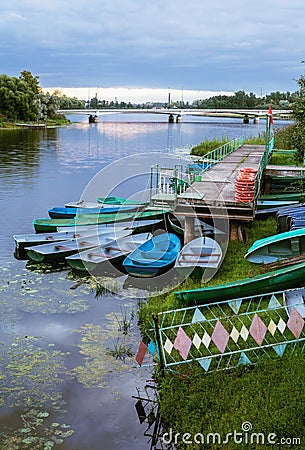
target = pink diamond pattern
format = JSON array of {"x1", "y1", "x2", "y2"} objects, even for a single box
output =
[
  {"x1": 211, "y1": 321, "x2": 230, "y2": 353},
  {"x1": 287, "y1": 307, "x2": 304, "y2": 339},
  {"x1": 174, "y1": 327, "x2": 192, "y2": 360},
  {"x1": 249, "y1": 314, "x2": 267, "y2": 346}
]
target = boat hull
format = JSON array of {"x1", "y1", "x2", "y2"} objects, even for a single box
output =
[
  {"x1": 33, "y1": 209, "x2": 170, "y2": 233},
  {"x1": 174, "y1": 261, "x2": 305, "y2": 306},
  {"x1": 245, "y1": 228, "x2": 305, "y2": 264},
  {"x1": 123, "y1": 233, "x2": 181, "y2": 278}
]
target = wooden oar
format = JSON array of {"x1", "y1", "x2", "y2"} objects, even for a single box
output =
[
  {"x1": 182, "y1": 252, "x2": 221, "y2": 257},
  {"x1": 104, "y1": 246, "x2": 130, "y2": 252},
  {"x1": 55, "y1": 245, "x2": 71, "y2": 251}
]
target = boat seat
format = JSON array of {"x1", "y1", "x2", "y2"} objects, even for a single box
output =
[{"x1": 140, "y1": 250, "x2": 173, "y2": 260}]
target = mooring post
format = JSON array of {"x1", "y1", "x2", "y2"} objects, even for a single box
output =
[
  {"x1": 152, "y1": 315, "x2": 165, "y2": 378},
  {"x1": 229, "y1": 220, "x2": 239, "y2": 241},
  {"x1": 184, "y1": 216, "x2": 195, "y2": 245}
]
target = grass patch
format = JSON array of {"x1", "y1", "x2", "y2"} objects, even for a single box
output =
[
  {"x1": 190, "y1": 137, "x2": 229, "y2": 157},
  {"x1": 158, "y1": 350, "x2": 305, "y2": 449},
  {"x1": 138, "y1": 216, "x2": 305, "y2": 448}
]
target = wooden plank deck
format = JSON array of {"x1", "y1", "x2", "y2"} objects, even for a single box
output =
[{"x1": 176, "y1": 144, "x2": 266, "y2": 222}]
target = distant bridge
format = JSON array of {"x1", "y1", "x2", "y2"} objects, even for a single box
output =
[{"x1": 58, "y1": 108, "x2": 292, "y2": 124}]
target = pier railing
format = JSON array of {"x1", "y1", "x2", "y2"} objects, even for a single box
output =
[
  {"x1": 195, "y1": 136, "x2": 245, "y2": 172},
  {"x1": 253, "y1": 136, "x2": 274, "y2": 203}
]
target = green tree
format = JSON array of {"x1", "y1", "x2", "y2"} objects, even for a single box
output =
[{"x1": 291, "y1": 74, "x2": 305, "y2": 164}]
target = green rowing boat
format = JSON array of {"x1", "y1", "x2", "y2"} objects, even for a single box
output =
[
  {"x1": 174, "y1": 260, "x2": 305, "y2": 306},
  {"x1": 33, "y1": 209, "x2": 170, "y2": 233}
]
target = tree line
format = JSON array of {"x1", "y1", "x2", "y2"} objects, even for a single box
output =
[
  {"x1": 0, "y1": 70, "x2": 304, "y2": 123},
  {"x1": 0, "y1": 71, "x2": 85, "y2": 122}
]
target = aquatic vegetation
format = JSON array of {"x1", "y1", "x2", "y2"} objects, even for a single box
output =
[
  {"x1": 0, "y1": 263, "x2": 91, "y2": 316},
  {"x1": 114, "y1": 305, "x2": 135, "y2": 334},
  {"x1": 0, "y1": 337, "x2": 74, "y2": 448},
  {"x1": 0, "y1": 408, "x2": 74, "y2": 449},
  {"x1": 0, "y1": 336, "x2": 67, "y2": 410},
  {"x1": 71, "y1": 308, "x2": 139, "y2": 389}
]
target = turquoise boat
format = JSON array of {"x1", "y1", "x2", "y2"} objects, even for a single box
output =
[
  {"x1": 260, "y1": 193, "x2": 305, "y2": 202},
  {"x1": 245, "y1": 228, "x2": 305, "y2": 264},
  {"x1": 48, "y1": 205, "x2": 136, "y2": 219},
  {"x1": 96, "y1": 196, "x2": 147, "y2": 206},
  {"x1": 174, "y1": 260, "x2": 305, "y2": 306},
  {"x1": 123, "y1": 232, "x2": 181, "y2": 277},
  {"x1": 257, "y1": 199, "x2": 299, "y2": 210},
  {"x1": 33, "y1": 209, "x2": 170, "y2": 233}
]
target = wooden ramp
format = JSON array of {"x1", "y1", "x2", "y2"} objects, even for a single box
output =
[{"x1": 175, "y1": 144, "x2": 266, "y2": 222}]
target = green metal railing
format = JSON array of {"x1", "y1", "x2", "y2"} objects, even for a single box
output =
[
  {"x1": 253, "y1": 136, "x2": 274, "y2": 203},
  {"x1": 195, "y1": 136, "x2": 245, "y2": 171}
]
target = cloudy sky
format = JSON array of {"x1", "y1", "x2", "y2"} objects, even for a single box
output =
[{"x1": 1, "y1": 0, "x2": 305, "y2": 101}]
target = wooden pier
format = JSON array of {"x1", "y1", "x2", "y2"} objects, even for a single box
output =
[{"x1": 175, "y1": 144, "x2": 267, "y2": 239}]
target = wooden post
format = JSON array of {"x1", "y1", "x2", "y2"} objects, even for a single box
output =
[
  {"x1": 152, "y1": 315, "x2": 165, "y2": 378},
  {"x1": 184, "y1": 216, "x2": 195, "y2": 245},
  {"x1": 230, "y1": 220, "x2": 239, "y2": 241},
  {"x1": 263, "y1": 175, "x2": 272, "y2": 194}
]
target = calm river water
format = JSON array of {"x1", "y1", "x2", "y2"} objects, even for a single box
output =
[{"x1": 0, "y1": 114, "x2": 287, "y2": 449}]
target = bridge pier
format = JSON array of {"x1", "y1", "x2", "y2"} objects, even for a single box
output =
[
  {"x1": 168, "y1": 114, "x2": 175, "y2": 123},
  {"x1": 243, "y1": 115, "x2": 249, "y2": 124},
  {"x1": 176, "y1": 114, "x2": 182, "y2": 123},
  {"x1": 253, "y1": 116, "x2": 260, "y2": 124},
  {"x1": 89, "y1": 114, "x2": 98, "y2": 123}
]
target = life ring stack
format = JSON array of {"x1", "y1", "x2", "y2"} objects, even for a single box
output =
[{"x1": 235, "y1": 168, "x2": 258, "y2": 202}]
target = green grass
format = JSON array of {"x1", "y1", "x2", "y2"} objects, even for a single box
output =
[
  {"x1": 138, "y1": 217, "x2": 277, "y2": 334},
  {"x1": 138, "y1": 216, "x2": 305, "y2": 449},
  {"x1": 158, "y1": 350, "x2": 305, "y2": 449}
]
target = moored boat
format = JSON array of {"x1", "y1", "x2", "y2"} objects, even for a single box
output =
[
  {"x1": 123, "y1": 232, "x2": 181, "y2": 277},
  {"x1": 175, "y1": 236, "x2": 222, "y2": 279},
  {"x1": 257, "y1": 199, "x2": 300, "y2": 210},
  {"x1": 25, "y1": 229, "x2": 131, "y2": 263},
  {"x1": 260, "y1": 192, "x2": 305, "y2": 202},
  {"x1": 168, "y1": 214, "x2": 226, "y2": 240},
  {"x1": 48, "y1": 205, "x2": 138, "y2": 219},
  {"x1": 33, "y1": 208, "x2": 170, "y2": 233},
  {"x1": 245, "y1": 228, "x2": 305, "y2": 264},
  {"x1": 66, "y1": 232, "x2": 152, "y2": 274},
  {"x1": 96, "y1": 196, "x2": 147, "y2": 206},
  {"x1": 174, "y1": 260, "x2": 305, "y2": 306}
]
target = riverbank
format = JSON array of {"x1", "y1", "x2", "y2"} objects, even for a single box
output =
[
  {"x1": 137, "y1": 130, "x2": 305, "y2": 448},
  {"x1": 139, "y1": 219, "x2": 305, "y2": 449},
  {"x1": 0, "y1": 117, "x2": 70, "y2": 129}
]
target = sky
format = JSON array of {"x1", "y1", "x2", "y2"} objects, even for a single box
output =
[{"x1": 1, "y1": 0, "x2": 305, "y2": 102}]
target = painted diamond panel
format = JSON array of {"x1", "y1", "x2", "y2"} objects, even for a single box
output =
[
  {"x1": 268, "y1": 319, "x2": 277, "y2": 336},
  {"x1": 240, "y1": 325, "x2": 249, "y2": 341},
  {"x1": 135, "y1": 342, "x2": 148, "y2": 366},
  {"x1": 249, "y1": 314, "x2": 267, "y2": 346},
  {"x1": 193, "y1": 333, "x2": 202, "y2": 350},
  {"x1": 174, "y1": 327, "x2": 192, "y2": 360},
  {"x1": 211, "y1": 321, "x2": 230, "y2": 353},
  {"x1": 287, "y1": 307, "x2": 305, "y2": 339},
  {"x1": 202, "y1": 331, "x2": 211, "y2": 349},
  {"x1": 277, "y1": 318, "x2": 286, "y2": 334},
  {"x1": 164, "y1": 338, "x2": 173, "y2": 355},
  {"x1": 230, "y1": 326, "x2": 240, "y2": 343}
]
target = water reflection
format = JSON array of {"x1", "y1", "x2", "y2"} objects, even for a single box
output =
[{"x1": 0, "y1": 116, "x2": 291, "y2": 449}]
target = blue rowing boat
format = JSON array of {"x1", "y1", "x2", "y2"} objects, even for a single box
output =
[
  {"x1": 48, "y1": 205, "x2": 137, "y2": 219},
  {"x1": 123, "y1": 232, "x2": 181, "y2": 277}
]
